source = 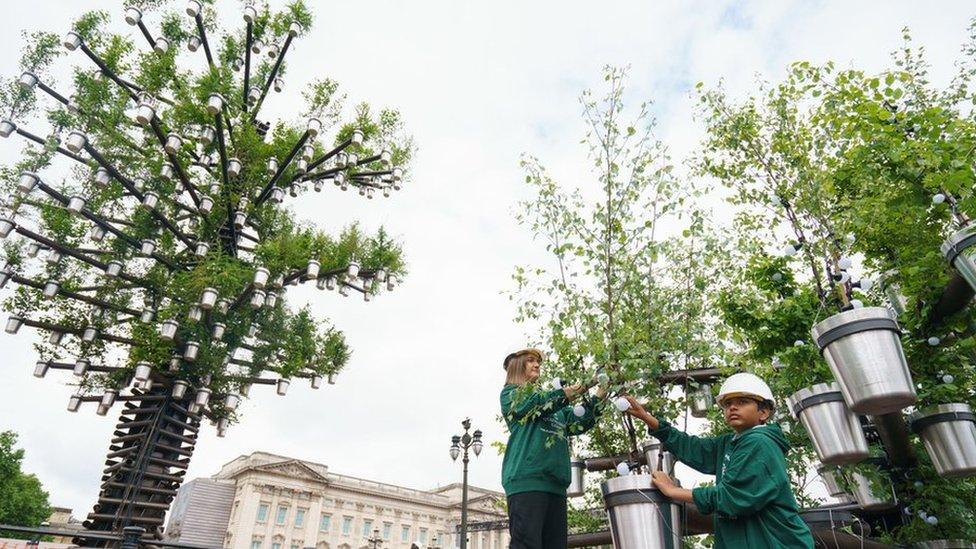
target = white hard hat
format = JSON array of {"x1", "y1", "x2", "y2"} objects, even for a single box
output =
[{"x1": 716, "y1": 373, "x2": 774, "y2": 406}]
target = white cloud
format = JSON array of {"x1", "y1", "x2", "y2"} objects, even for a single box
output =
[{"x1": 0, "y1": 0, "x2": 972, "y2": 519}]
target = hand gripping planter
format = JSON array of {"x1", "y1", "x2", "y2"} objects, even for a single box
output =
[
  {"x1": 788, "y1": 382, "x2": 869, "y2": 465},
  {"x1": 601, "y1": 474, "x2": 681, "y2": 549},
  {"x1": 567, "y1": 459, "x2": 585, "y2": 498},
  {"x1": 942, "y1": 225, "x2": 976, "y2": 293},
  {"x1": 908, "y1": 403, "x2": 976, "y2": 478},
  {"x1": 811, "y1": 307, "x2": 915, "y2": 415}
]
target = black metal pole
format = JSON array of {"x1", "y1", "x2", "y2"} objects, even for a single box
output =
[{"x1": 461, "y1": 447, "x2": 469, "y2": 549}]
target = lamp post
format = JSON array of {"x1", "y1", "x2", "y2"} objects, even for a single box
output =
[
  {"x1": 366, "y1": 528, "x2": 383, "y2": 548},
  {"x1": 450, "y1": 418, "x2": 482, "y2": 549}
]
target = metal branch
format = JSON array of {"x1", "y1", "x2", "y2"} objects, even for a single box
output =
[
  {"x1": 299, "y1": 137, "x2": 354, "y2": 180},
  {"x1": 256, "y1": 130, "x2": 310, "y2": 204},
  {"x1": 242, "y1": 22, "x2": 252, "y2": 113},
  {"x1": 14, "y1": 127, "x2": 89, "y2": 165},
  {"x1": 248, "y1": 33, "x2": 295, "y2": 123},
  {"x1": 214, "y1": 114, "x2": 237, "y2": 256},
  {"x1": 47, "y1": 361, "x2": 120, "y2": 374},
  {"x1": 78, "y1": 42, "x2": 138, "y2": 101},
  {"x1": 12, "y1": 274, "x2": 141, "y2": 317},
  {"x1": 194, "y1": 14, "x2": 215, "y2": 69},
  {"x1": 147, "y1": 118, "x2": 202, "y2": 206},
  {"x1": 20, "y1": 318, "x2": 137, "y2": 347}
]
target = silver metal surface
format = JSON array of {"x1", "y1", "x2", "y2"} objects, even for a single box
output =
[
  {"x1": 817, "y1": 464, "x2": 848, "y2": 498},
  {"x1": 811, "y1": 307, "x2": 915, "y2": 415},
  {"x1": 602, "y1": 474, "x2": 679, "y2": 549},
  {"x1": 568, "y1": 460, "x2": 585, "y2": 498},
  {"x1": 641, "y1": 441, "x2": 676, "y2": 475},
  {"x1": 943, "y1": 226, "x2": 976, "y2": 291},
  {"x1": 909, "y1": 404, "x2": 976, "y2": 478},
  {"x1": 879, "y1": 269, "x2": 909, "y2": 316},
  {"x1": 847, "y1": 470, "x2": 896, "y2": 511},
  {"x1": 789, "y1": 383, "x2": 869, "y2": 465},
  {"x1": 689, "y1": 383, "x2": 713, "y2": 418}
]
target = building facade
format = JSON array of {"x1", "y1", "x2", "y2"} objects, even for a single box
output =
[{"x1": 165, "y1": 452, "x2": 509, "y2": 549}]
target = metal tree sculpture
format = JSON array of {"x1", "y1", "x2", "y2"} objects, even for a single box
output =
[{"x1": 0, "y1": 0, "x2": 410, "y2": 542}]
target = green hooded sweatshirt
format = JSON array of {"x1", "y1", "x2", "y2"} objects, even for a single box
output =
[
  {"x1": 652, "y1": 421, "x2": 813, "y2": 549},
  {"x1": 500, "y1": 384, "x2": 601, "y2": 497}
]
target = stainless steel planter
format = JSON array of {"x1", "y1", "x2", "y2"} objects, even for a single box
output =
[
  {"x1": 879, "y1": 269, "x2": 908, "y2": 316},
  {"x1": 689, "y1": 383, "x2": 713, "y2": 418},
  {"x1": 816, "y1": 464, "x2": 849, "y2": 499},
  {"x1": 943, "y1": 225, "x2": 976, "y2": 292},
  {"x1": 601, "y1": 474, "x2": 681, "y2": 549},
  {"x1": 568, "y1": 460, "x2": 585, "y2": 498},
  {"x1": 788, "y1": 382, "x2": 869, "y2": 465},
  {"x1": 811, "y1": 307, "x2": 915, "y2": 415},
  {"x1": 909, "y1": 403, "x2": 976, "y2": 478},
  {"x1": 847, "y1": 470, "x2": 895, "y2": 511},
  {"x1": 641, "y1": 440, "x2": 676, "y2": 475}
]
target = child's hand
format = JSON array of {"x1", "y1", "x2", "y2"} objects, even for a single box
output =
[
  {"x1": 651, "y1": 470, "x2": 677, "y2": 495},
  {"x1": 624, "y1": 395, "x2": 651, "y2": 420}
]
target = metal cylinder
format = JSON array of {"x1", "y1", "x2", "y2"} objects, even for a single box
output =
[
  {"x1": 816, "y1": 464, "x2": 848, "y2": 499},
  {"x1": 909, "y1": 403, "x2": 976, "y2": 478},
  {"x1": 847, "y1": 470, "x2": 895, "y2": 511},
  {"x1": 943, "y1": 226, "x2": 976, "y2": 293},
  {"x1": 811, "y1": 307, "x2": 915, "y2": 415},
  {"x1": 689, "y1": 384, "x2": 713, "y2": 418},
  {"x1": 601, "y1": 474, "x2": 680, "y2": 549},
  {"x1": 788, "y1": 382, "x2": 869, "y2": 465},
  {"x1": 641, "y1": 440, "x2": 676, "y2": 475},
  {"x1": 568, "y1": 460, "x2": 585, "y2": 498}
]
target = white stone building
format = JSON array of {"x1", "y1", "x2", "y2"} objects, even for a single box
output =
[{"x1": 165, "y1": 452, "x2": 509, "y2": 549}]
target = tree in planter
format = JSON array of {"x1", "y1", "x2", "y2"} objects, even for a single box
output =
[
  {"x1": 695, "y1": 22, "x2": 976, "y2": 544},
  {"x1": 509, "y1": 66, "x2": 730, "y2": 528},
  {"x1": 0, "y1": 430, "x2": 51, "y2": 539},
  {"x1": 0, "y1": 0, "x2": 411, "y2": 540}
]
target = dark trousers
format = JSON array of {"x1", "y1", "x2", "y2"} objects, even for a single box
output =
[{"x1": 507, "y1": 491, "x2": 568, "y2": 549}]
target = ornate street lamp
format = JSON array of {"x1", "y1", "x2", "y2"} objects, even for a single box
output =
[
  {"x1": 366, "y1": 528, "x2": 383, "y2": 549},
  {"x1": 0, "y1": 1, "x2": 412, "y2": 544},
  {"x1": 450, "y1": 418, "x2": 482, "y2": 549}
]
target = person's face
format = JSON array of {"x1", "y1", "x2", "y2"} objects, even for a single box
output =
[
  {"x1": 525, "y1": 358, "x2": 541, "y2": 382},
  {"x1": 721, "y1": 396, "x2": 769, "y2": 432}
]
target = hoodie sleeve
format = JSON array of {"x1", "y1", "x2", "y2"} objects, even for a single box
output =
[
  {"x1": 691, "y1": 435, "x2": 780, "y2": 517},
  {"x1": 565, "y1": 395, "x2": 602, "y2": 435},
  {"x1": 501, "y1": 384, "x2": 569, "y2": 423},
  {"x1": 651, "y1": 421, "x2": 724, "y2": 475}
]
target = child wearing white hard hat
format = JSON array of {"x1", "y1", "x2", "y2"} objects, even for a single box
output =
[{"x1": 624, "y1": 372, "x2": 813, "y2": 549}]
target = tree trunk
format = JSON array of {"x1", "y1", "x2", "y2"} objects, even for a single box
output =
[{"x1": 77, "y1": 382, "x2": 200, "y2": 545}]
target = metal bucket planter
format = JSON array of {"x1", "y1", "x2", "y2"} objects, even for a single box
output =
[
  {"x1": 816, "y1": 464, "x2": 850, "y2": 500},
  {"x1": 913, "y1": 541, "x2": 976, "y2": 549},
  {"x1": 788, "y1": 382, "x2": 869, "y2": 465},
  {"x1": 942, "y1": 225, "x2": 976, "y2": 293},
  {"x1": 568, "y1": 459, "x2": 585, "y2": 498},
  {"x1": 909, "y1": 404, "x2": 976, "y2": 478},
  {"x1": 689, "y1": 383, "x2": 713, "y2": 418},
  {"x1": 811, "y1": 307, "x2": 915, "y2": 415},
  {"x1": 601, "y1": 474, "x2": 681, "y2": 549},
  {"x1": 847, "y1": 469, "x2": 895, "y2": 511},
  {"x1": 641, "y1": 440, "x2": 676, "y2": 475},
  {"x1": 879, "y1": 269, "x2": 908, "y2": 316}
]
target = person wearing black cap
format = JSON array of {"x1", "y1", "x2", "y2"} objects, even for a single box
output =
[{"x1": 500, "y1": 348, "x2": 604, "y2": 548}]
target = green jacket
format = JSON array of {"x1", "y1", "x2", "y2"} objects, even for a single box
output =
[
  {"x1": 652, "y1": 421, "x2": 813, "y2": 549},
  {"x1": 500, "y1": 383, "x2": 601, "y2": 497}
]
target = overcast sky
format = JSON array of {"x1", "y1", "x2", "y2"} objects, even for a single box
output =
[{"x1": 0, "y1": 0, "x2": 974, "y2": 520}]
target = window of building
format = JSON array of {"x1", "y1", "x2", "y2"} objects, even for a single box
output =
[
  {"x1": 271, "y1": 543, "x2": 281, "y2": 549},
  {"x1": 435, "y1": 532, "x2": 443, "y2": 545},
  {"x1": 362, "y1": 519, "x2": 373, "y2": 538},
  {"x1": 382, "y1": 523, "x2": 391, "y2": 540},
  {"x1": 250, "y1": 540, "x2": 261, "y2": 549},
  {"x1": 295, "y1": 508, "x2": 306, "y2": 528},
  {"x1": 342, "y1": 516, "x2": 353, "y2": 536},
  {"x1": 256, "y1": 503, "x2": 270, "y2": 523},
  {"x1": 290, "y1": 544, "x2": 299, "y2": 549},
  {"x1": 419, "y1": 528, "x2": 428, "y2": 544},
  {"x1": 319, "y1": 514, "x2": 331, "y2": 532},
  {"x1": 401, "y1": 526, "x2": 410, "y2": 542},
  {"x1": 276, "y1": 505, "x2": 288, "y2": 525}
]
